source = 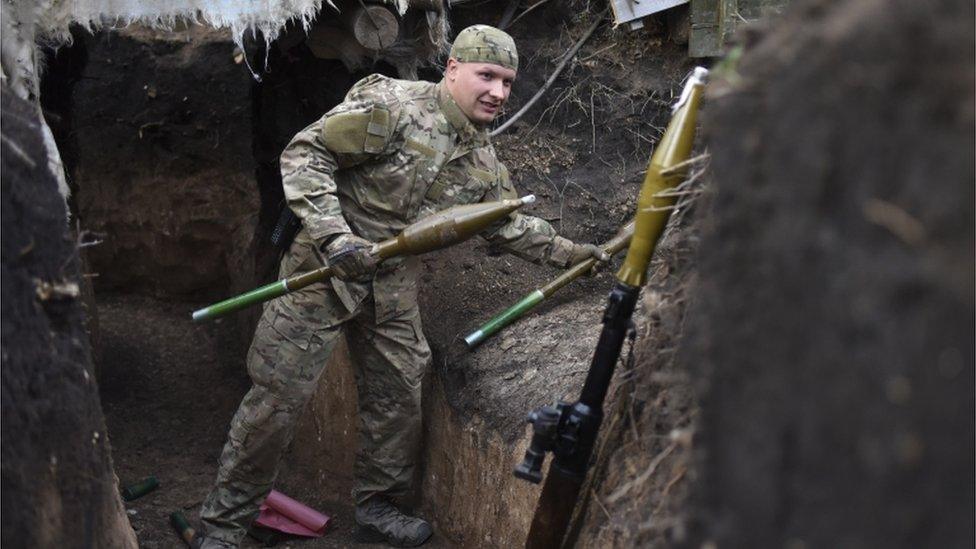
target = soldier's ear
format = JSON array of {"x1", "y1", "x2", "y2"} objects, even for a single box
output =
[{"x1": 446, "y1": 58, "x2": 459, "y2": 81}]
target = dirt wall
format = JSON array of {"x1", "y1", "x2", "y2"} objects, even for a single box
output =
[
  {"x1": 289, "y1": 340, "x2": 359, "y2": 498},
  {"x1": 1, "y1": 85, "x2": 136, "y2": 549},
  {"x1": 419, "y1": 376, "x2": 541, "y2": 547},
  {"x1": 286, "y1": 340, "x2": 544, "y2": 547},
  {"x1": 67, "y1": 25, "x2": 259, "y2": 300},
  {"x1": 684, "y1": 0, "x2": 975, "y2": 546}
]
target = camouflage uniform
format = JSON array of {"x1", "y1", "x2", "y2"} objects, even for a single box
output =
[{"x1": 201, "y1": 29, "x2": 578, "y2": 547}]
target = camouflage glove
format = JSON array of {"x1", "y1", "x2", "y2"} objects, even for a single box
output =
[
  {"x1": 568, "y1": 242, "x2": 610, "y2": 275},
  {"x1": 324, "y1": 233, "x2": 378, "y2": 281}
]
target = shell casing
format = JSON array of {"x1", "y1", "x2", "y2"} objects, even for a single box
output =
[
  {"x1": 169, "y1": 511, "x2": 196, "y2": 545},
  {"x1": 120, "y1": 475, "x2": 159, "y2": 501}
]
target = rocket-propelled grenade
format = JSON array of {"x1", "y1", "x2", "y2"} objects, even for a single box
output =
[
  {"x1": 191, "y1": 196, "x2": 535, "y2": 322},
  {"x1": 615, "y1": 67, "x2": 706, "y2": 288},
  {"x1": 464, "y1": 220, "x2": 636, "y2": 348},
  {"x1": 520, "y1": 67, "x2": 708, "y2": 549}
]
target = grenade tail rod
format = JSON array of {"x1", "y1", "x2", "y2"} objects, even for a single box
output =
[
  {"x1": 518, "y1": 67, "x2": 708, "y2": 549},
  {"x1": 191, "y1": 196, "x2": 535, "y2": 322},
  {"x1": 464, "y1": 220, "x2": 636, "y2": 348}
]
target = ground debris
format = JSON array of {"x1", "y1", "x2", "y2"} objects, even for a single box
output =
[{"x1": 34, "y1": 278, "x2": 81, "y2": 301}]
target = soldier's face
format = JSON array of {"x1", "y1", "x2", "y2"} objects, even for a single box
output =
[{"x1": 446, "y1": 59, "x2": 516, "y2": 125}]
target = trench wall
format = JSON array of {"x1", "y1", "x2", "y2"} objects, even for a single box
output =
[
  {"x1": 684, "y1": 0, "x2": 975, "y2": 546},
  {"x1": 419, "y1": 376, "x2": 540, "y2": 547},
  {"x1": 1, "y1": 85, "x2": 137, "y2": 549},
  {"x1": 67, "y1": 26, "x2": 259, "y2": 300},
  {"x1": 289, "y1": 343, "x2": 541, "y2": 546}
]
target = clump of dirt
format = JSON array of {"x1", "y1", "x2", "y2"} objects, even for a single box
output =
[
  {"x1": 683, "y1": 0, "x2": 975, "y2": 546},
  {"x1": 1, "y1": 85, "x2": 135, "y2": 548}
]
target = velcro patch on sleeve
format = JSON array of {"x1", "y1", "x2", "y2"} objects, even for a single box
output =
[
  {"x1": 365, "y1": 107, "x2": 390, "y2": 153},
  {"x1": 322, "y1": 106, "x2": 391, "y2": 154},
  {"x1": 323, "y1": 111, "x2": 371, "y2": 154}
]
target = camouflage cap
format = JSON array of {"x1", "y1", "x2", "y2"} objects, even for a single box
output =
[{"x1": 449, "y1": 25, "x2": 519, "y2": 72}]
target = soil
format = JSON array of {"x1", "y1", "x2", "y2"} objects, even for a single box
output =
[
  {"x1": 683, "y1": 0, "x2": 975, "y2": 546},
  {"x1": 66, "y1": 25, "x2": 259, "y2": 300},
  {"x1": 98, "y1": 292, "x2": 454, "y2": 548},
  {"x1": 1, "y1": 85, "x2": 135, "y2": 548}
]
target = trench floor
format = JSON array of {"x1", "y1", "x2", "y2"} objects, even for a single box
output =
[{"x1": 97, "y1": 292, "x2": 453, "y2": 548}]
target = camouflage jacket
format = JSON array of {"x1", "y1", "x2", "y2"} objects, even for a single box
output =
[{"x1": 277, "y1": 74, "x2": 576, "y2": 326}]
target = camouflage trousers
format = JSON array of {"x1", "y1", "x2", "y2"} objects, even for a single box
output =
[{"x1": 199, "y1": 288, "x2": 431, "y2": 547}]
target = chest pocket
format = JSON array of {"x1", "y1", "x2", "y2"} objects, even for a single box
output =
[
  {"x1": 457, "y1": 167, "x2": 495, "y2": 203},
  {"x1": 426, "y1": 164, "x2": 496, "y2": 206},
  {"x1": 401, "y1": 134, "x2": 452, "y2": 214},
  {"x1": 379, "y1": 136, "x2": 440, "y2": 218}
]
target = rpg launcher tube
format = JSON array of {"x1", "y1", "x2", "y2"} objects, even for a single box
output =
[
  {"x1": 464, "y1": 220, "x2": 635, "y2": 347},
  {"x1": 581, "y1": 66, "x2": 706, "y2": 450},
  {"x1": 191, "y1": 196, "x2": 535, "y2": 322},
  {"x1": 523, "y1": 67, "x2": 708, "y2": 549}
]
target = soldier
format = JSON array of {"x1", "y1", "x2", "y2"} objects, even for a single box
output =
[{"x1": 199, "y1": 25, "x2": 608, "y2": 548}]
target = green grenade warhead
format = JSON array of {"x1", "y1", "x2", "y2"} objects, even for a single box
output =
[
  {"x1": 371, "y1": 195, "x2": 535, "y2": 259},
  {"x1": 192, "y1": 196, "x2": 536, "y2": 322}
]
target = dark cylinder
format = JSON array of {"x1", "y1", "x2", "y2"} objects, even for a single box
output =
[
  {"x1": 579, "y1": 283, "x2": 640, "y2": 408},
  {"x1": 169, "y1": 511, "x2": 196, "y2": 546},
  {"x1": 120, "y1": 475, "x2": 159, "y2": 501}
]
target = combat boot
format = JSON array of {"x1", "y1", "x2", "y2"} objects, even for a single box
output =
[{"x1": 355, "y1": 496, "x2": 433, "y2": 547}]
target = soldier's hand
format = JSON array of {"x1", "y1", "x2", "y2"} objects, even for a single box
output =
[
  {"x1": 568, "y1": 242, "x2": 610, "y2": 275},
  {"x1": 325, "y1": 234, "x2": 378, "y2": 281}
]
